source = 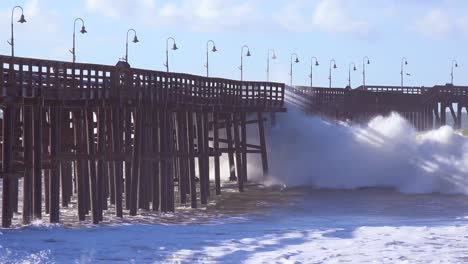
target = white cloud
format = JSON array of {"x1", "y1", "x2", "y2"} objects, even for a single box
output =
[
  {"x1": 86, "y1": 0, "x2": 260, "y2": 32},
  {"x1": 274, "y1": 1, "x2": 312, "y2": 32},
  {"x1": 86, "y1": 0, "x2": 155, "y2": 19},
  {"x1": 311, "y1": 0, "x2": 371, "y2": 36},
  {"x1": 415, "y1": 9, "x2": 452, "y2": 37}
]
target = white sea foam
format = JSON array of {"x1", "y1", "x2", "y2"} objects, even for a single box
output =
[
  {"x1": 166, "y1": 225, "x2": 468, "y2": 263},
  {"x1": 263, "y1": 105, "x2": 468, "y2": 194}
]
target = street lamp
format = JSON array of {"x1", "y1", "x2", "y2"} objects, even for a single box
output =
[
  {"x1": 290, "y1": 53, "x2": 299, "y2": 86},
  {"x1": 401, "y1": 57, "x2": 408, "y2": 88},
  {"x1": 362, "y1": 56, "x2": 370, "y2": 88},
  {"x1": 329, "y1": 59, "x2": 337, "y2": 88},
  {"x1": 348, "y1": 62, "x2": 357, "y2": 88},
  {"x1": 451, "y1": 59, "x2": 459, "y2": 85},
  {"x1": 266, "y1": 49, "x2": 276, "y2": 82},
  {"x1": 239, "y1": 45, "x2": 251, "y2": 81},
  {"x1": 8, "y1": 5, "x2": 27, "y2": 57},
  {"x1": 124, "y1": 29, "x2": 139, "y2": 63},
  {"x1": 205, "y1": 40, "x2": 217, "y2": 77},
  {"x1": 310, "y1": 57, "x2": 319, "y2": 87},
  {"x1": 70, "y1": 18, "x2": 87, "y2": 63},
  {"x1": 165, "y1": 37, "x2": 178, "y2": 72}
]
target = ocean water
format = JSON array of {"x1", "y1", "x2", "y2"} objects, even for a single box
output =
[
  {"x1": 1, "y1": 108, "x2": 468, "y2": 263},
  {"x1": 1, "y1": 188, "x2": 468, "y2": 263}
]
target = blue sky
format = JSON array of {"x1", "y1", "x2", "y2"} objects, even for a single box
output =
[{"x1": 1, "y1": 0, "x2": 467, "y2": 88}]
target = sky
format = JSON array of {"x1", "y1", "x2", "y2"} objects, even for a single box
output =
[{"x1": 0, "y1": 0, "x2": 467, "y2": 88}]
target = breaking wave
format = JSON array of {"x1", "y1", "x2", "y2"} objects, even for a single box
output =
[{"x1": 264, "y1": 105, "x2": 468, "y2": 194}]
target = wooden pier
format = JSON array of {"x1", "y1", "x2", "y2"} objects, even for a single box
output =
[
  {"x1": 286, "y1": 84, "x2": 468, "y2": 130},
  {"x1": 0, "y1": 54, "x2": 285, "y2": 227}
]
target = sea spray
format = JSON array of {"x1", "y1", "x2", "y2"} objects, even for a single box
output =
[{"x1": 264, "y1": 104, "x2": 468, "y2": 194}]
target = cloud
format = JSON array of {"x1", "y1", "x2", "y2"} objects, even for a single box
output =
[
  {"x1": 311, "y1": 0, "x2": 371, "y2": 36},
  {"x1": 86, "y1": 0, "x2": 156, "y2": 19},
  {"x1": 86, "y1": 0, "x2": 261, "y2": 32},
  {"x1": 415, "y1": 9, "x2": 452, "y2": 37}
]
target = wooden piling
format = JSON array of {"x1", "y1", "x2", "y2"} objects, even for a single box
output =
[
  {"x1": 213, "y1": 111, "x2": 221, "y2": 195},
  {"x1": 22, "y1": 106, "x2": 33, "y2": 224},
  {"x1": 257, "y1": 112, "x2": 269, "y2": 176},
  {"x1": 2, "y1": 106, "x2": 15, "y2": 227}
]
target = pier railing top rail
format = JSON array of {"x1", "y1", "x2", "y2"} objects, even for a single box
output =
[
  {"x1": 355, "y1": 85, "x2": 429, "y2": 94},
  {"x1": 0, "y1": 55, "x2": 285, "y2": 111}
]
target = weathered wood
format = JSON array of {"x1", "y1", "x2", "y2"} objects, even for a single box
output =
[
  {"x1": 73, "y1": 110, "x2": 86, "y2": 221},
  {"x1": 111, "y1": 107, "x2": 123, "y2": 217},
  {"x1": 187, "y1": 111, "x2": 197, "y2": 209},
  {"x1": 2, "y1": 106, "x2": 15, "y2": 227},
  {"x1": 158, "y1": 109, "x2": 168, "y2": 212},
  {"x1": 33, "y1": 104, "x2": 43, "y2": 219},
  {"x1": 129, "y1": 108, "x2": 141, "y2": 216},
  {"x1": 202, "y1": 111, "x2": 210, "y2": 198},
  {"x1": 213, "y1": 111, "x2": 221, "y2": 195},
  {"x1": 225, "y1": 114, "x2": 237, "y2": 181},
  {"x1": 22, "y1": 106, "x2": 33, "y2": 224},
  {"x1": 177, "y1": 111, "x2": 188, "y2": 204},
  {"x1": 167, "y1": 111, "x2": 176, "y2": 212},
  {"x1": 196, "y1": 112, "x2": 208, "y2": 205},
  {"x1": 232, "y1": 113, "x2": 244, "y2": 192},
  {"x1": 124, "y1": 108, "x2": 132, "y2": 210},
  {"x1": 49, "y1": 107, "x2": 60, "y2": 223},
  {"x1": 96, "y1": 107, "x2": 106, "y2": 220},
  {"x1": 106, "y1": 108, "x2": 115, "y2": 206},
  {"x1": 240, "y1": 112, "x2": 248, "y2": 183},
  {"x1": 257, "y1": 112, "x2": 269, "y2": 176},
  {"x1": 151, "y1": 107, "x2": 160, "y2": 211}
]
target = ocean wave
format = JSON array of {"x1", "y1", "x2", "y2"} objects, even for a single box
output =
[{"x1": 263, "y1": 105, "x2": 468, "y2": 195}]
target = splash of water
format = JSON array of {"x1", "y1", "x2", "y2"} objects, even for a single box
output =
[{"x1": 263, "y1": 105, "x2": 468, "y2": 194}]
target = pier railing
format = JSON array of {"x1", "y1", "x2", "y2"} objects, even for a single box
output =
[
  {"x1": 286, "y1": 84, "x2": 468, "y2": 131},
  {"x1": 0, "y1": 55, "x2": 285, "y2": 111}
]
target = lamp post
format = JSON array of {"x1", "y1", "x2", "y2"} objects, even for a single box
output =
[
  {"x1": 290, "y1": 53, "x2": 299, "y2": 86},
  {"x1": 362, "y1": 56, "x2": 370, "y2": 88},
  {"x1": 266, "y1": 49, "x2": 276, "y2": 82},
  {"x1": 401, "y1": 57, "x2": 408, "y2": 88},
  {"x1": 348, "y1": 62, "x2": 357, "y2": 88},
  {"x1": 8, "y1": 6, "x2": 27, "y2": 57},
  {"x1": 451, "y1": 59, "x2": 458, "y2": 85},
  {"x1": 329, "y1": 59, "x2": 337, "y2": 88},
  {"x1": 239, "y1": 45, "x2": 251, "y2": 81},
  {"x1": 124, "y1": 29, "x2": 139, "y2": 63},
  {"x1": 165, "y1": 37, "x2": 178, "y2": 72},
  {"x1": 70, "y1": 18, "x2": 87, "y2": 63},
  {"x1": 205, "y1": 40, "x2": 217, "y2": 77},
  {"x1": 310, "y1": 57, "x2": 319, "y2": 87}
]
